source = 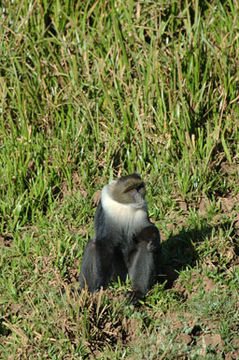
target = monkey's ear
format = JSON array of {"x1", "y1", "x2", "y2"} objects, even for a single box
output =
[{"x1": 93, "y1": 190, "x2": 101, "y2": 206}]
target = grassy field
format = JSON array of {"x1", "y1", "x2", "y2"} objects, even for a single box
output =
[{"x1": 0, "y1": 0, "x2": 239, "y2": 359}]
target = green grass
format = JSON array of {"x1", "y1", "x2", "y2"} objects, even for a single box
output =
[{"x1": 0, "y1": 0, "x2": 239, "y2": 359}]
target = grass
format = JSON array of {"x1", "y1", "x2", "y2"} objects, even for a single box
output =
[{"x1": 0, "y1": 0, "x2": 239, "y2": 359}]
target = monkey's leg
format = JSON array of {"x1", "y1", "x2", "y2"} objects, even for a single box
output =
[
  {"x1": 111, "y1": 247, "x2": 127, "y2": 283},
  {"x1": 128, "y1": 242, "x2": 156, "y2": 303},
  {"x1": 79, "y1": 239, "x2": 114, "y2": 292}
]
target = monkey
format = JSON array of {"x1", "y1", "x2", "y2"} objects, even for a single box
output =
[{"x1": 79, "y1": 173, "x2": 160, "y2": 303}]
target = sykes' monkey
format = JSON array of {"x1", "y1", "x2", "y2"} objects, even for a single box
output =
[{"x1": 79, "y1": 173, "x2": 160, "y2": 302}]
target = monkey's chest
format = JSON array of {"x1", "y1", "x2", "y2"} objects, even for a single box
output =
[{"x1": 107, "y1": 207, "x2": 149, "y2": 250}]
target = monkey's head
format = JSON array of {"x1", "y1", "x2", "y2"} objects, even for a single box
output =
[{"x1": 110, "y1": 173, "x2": 146, "y2": 207}]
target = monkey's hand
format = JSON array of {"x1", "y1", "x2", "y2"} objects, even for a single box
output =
[{"x1": 125, "y1": 290, "x2": 144, "y2": 306}]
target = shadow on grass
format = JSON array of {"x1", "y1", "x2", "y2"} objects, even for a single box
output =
[{"x1": 159, "y1": 224, "x2": 217, "y2": 288}]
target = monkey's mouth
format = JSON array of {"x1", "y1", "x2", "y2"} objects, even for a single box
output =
[
  {"x1": 133, "y1": 192, "x2": 143, "y2": 203},
  {"x1": 131, "y1": 200, "x2": 147, "y2": 209}
]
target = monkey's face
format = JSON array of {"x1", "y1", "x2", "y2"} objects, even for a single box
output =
[
  {"x1": 125, "y1": 185, "x2": 146, "y2": 204},
  {"x1": 111, "y1": 173, "x2": 146, "y2": 206}
]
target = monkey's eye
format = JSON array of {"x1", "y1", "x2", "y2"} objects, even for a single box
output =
[
  {"x1": 124, "y1": 186, "x2": 135, "y2": 193},
  {"x1": 125, "y1": 183, "x2": 144, "y2": 193}
]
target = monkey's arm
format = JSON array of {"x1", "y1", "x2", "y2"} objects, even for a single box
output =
[
  {"x1": 128, "y1": 225, "x2": 161, "y2": 304},
  {"x1": 128, "y1": 244, "x2": 155, "y2": 303}
]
